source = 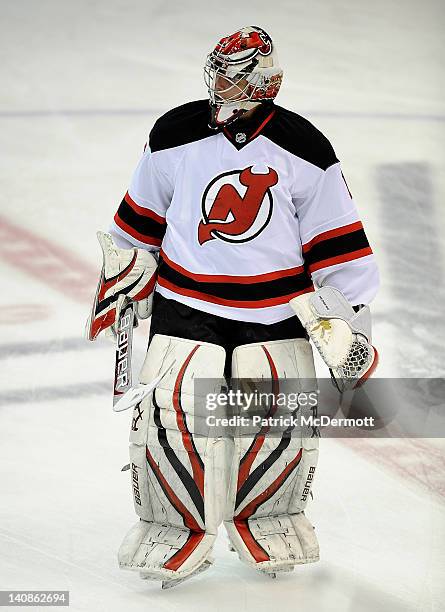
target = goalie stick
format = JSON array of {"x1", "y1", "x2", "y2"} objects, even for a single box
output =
[
  {"x1": 112, "y1": 298, "x2": 174, "y2": 412},
  {"x1": 113, "y1": 299, "x2": 135, "y2": 406}
]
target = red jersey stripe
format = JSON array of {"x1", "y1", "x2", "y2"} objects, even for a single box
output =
[
  {"x1": 124, "y1": 191, "x2": 166, "y2": 225},
  {"x1": 308, "y1": 247, "x2": 373, "y2": 272},
  {"x1": 114, "y1": 213, "x2": 162, "y2": 247},
  {"x1": 302, "y1": 221, "x2": 364, "y2": 253}
]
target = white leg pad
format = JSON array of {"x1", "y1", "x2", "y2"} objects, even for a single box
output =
[
  {"x1": 118, "y1": 334, "x2": 226, "y2": 584},
  {"x1": 224, "y1": 339, "x2": 320, "y2": 573},
  {"x1": 225, "y1": 512, "x2": 319, "y2": 573}
]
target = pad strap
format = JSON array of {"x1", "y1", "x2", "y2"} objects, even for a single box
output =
[{"x1": 307, "y1": 286, "x2": 371, "y2": 340}]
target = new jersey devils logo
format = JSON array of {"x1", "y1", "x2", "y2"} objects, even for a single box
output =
[{"x1": 198, "y1": 165, "x2": 278, "y2": 245}]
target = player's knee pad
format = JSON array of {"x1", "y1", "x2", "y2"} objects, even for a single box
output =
[
  {"x1": 224, "y1": 338, "x2": 320, "y2": 574},
  {"x1": 118, "y1": 334, "x2": 227, "y2": 584}
]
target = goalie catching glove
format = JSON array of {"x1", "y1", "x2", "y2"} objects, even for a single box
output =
[
  {"x1": 86, "y1": 232, "x2": 158, "y2": 340},
  {"x1": 290, "y1": 286, "x2": 378, "y2": 391}
]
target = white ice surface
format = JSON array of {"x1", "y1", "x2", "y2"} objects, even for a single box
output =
[{"x1": 1, "y1": 1, "x2": 444, "y2": 610}]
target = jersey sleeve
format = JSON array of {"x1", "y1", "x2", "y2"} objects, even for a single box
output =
[
  {"x1": 295, "y1": 162, "x2": 379, "y2": 306},
  {"x1": 110, "y1": 146, "x2": 172, "y2": 251}
]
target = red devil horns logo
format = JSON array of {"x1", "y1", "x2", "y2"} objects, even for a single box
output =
[{"x1": 198, "y1": 166, "x2": 278, "y2": 245}]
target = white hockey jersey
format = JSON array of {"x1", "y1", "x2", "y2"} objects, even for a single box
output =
[{"x1": 110, "y1": 100, "x2": 379, "y2": 324}]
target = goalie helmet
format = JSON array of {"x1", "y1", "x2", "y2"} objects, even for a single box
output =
[{"x1": 204, "y1": 25, "x2": 283, "y2": 128}]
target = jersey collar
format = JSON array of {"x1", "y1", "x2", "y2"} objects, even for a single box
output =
[{"x1": 222, "y1": 102, "x2": 276, "y2": 150}]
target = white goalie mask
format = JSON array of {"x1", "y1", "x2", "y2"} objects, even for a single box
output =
[{"x1": 204, "y1": 25, "x2": 283, "y2": 128}]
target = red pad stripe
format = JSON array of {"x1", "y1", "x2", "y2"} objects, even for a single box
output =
[
  {"x1": 172, "y1": 346, "x2": 205, "y2": 498},
  {"x1": 157, "y1": 277, "x2": 314, "y2": 308},
  {"x1": 132, "y1": 271, "x2": 157, "y2": 301},
  {"x1": 146, "y1": 446, "x2": 202, "y2": 533},
  {"x1": 302, "y1": 221, "x2": 364, "y2": 253},
  {"x1": 233, "y1": 520, "x2": 270, "y2": 563},
  {"x1": 89, "y1": 307, "x2": 116, "y2": 340},
  {"x1": 124, "y1": 192, "x2": 166, "y2": 225},
  {"x1": 237, "y1": 346, "x2": 280, "y2": 490},
  {"x1": 235, "y1": 449, "x2": 303, "y2": 522},
  {"x1": 163, "y1": 531, "x2": 206, "y2": 571},
  {"x1": 233, "y1": 449, "x2": 303, "y2": 564},
  {"x1": 308, "y1": 247, "x2": 373, "y2": 272},
  {"x1": 160, "y1": 250, "x2": 304, "y2": 284},
  {"x1": 114, "y1": 214, "x2": 162, "y2": 247},
  {"x1": 98, "y1": 251, "x2": 137, "y2": 302},
  {"x1": 237, "y1": 436, "x2": 266, "y2": 492},
  {"x1": 146, "y1": 447, "x2": 204, "y2": 572}
]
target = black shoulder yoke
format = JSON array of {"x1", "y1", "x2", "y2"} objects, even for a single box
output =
[
  {"x1": 149, "y1": 99, "x2": 215, "y2": 152},
  {"x1": 263, "y1": 105, "x2": 339, "y2": 170}
]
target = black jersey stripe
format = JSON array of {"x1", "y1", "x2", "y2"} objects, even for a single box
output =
[
  {"x1": 158, "y1": 255, "x2": 313, "y2": 303},
  {"x1": 304, "y1": 228, "x2": 372, "y2": 272},
  {"x1": 114, "y1": 196, "x2": 166, "y2": 244}
]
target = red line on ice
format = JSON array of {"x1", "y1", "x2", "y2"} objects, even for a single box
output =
[
  {"x1": 341, "y1": 438, "x2": 445, "y2": 501},
  {"x1": 0, "y1": 215, "x2": 97, "y2": 303}
]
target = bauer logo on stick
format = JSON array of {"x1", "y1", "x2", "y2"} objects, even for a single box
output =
[{"x1": 113, "y1": 301, "x2": 134, "y2": 402}]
